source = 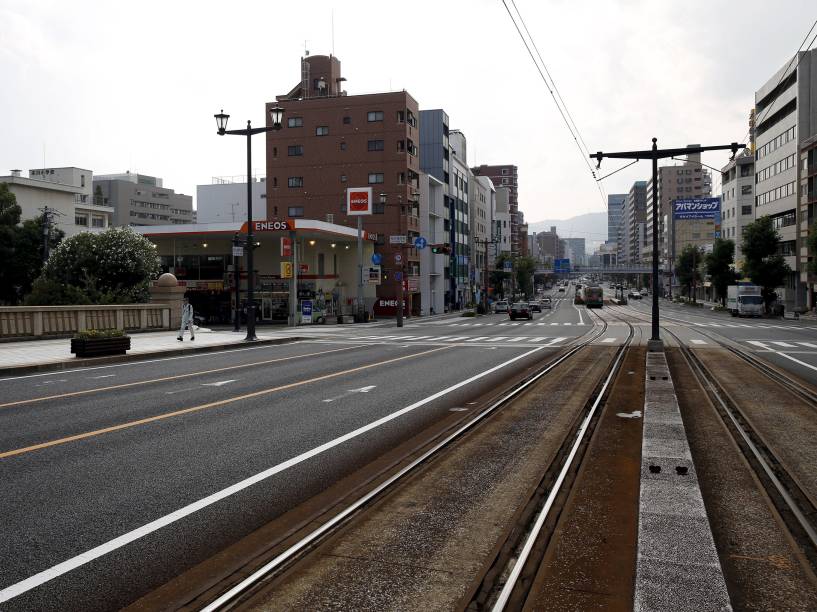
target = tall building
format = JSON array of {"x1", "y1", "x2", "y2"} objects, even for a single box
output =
[
  {"x1": 473, "y1": 164, "x2": 519, "y2": 256},
  {"x1": 719, "y1": 150, "x2": 755, "y2": 266},
  {"x1": 492, "y1": 186, "x2": 512, "y2": 269},
  {"x1": 196, "y1": 176, "x2": 268, "y2": 223},
  {"x1": 419, "y1": 171, "x2": 446, "y2": 315},
  {"x1": 562, "y1": 237, "x2": 586, "y2": 266},
  {"x1": 624, "y1": 181, "x2": 647, "y2": 264},
  {"x1": 644, "y1": 150, "x2": 712, "y2": 269},
  {"x1": 420, "y1": 110, "x2": 472, "y2": 307},
  {"x1": 754, "y1": 49, "x2": 817, "y2": 308},
  {"x1": 470, "y1": 174, "x2": 494, "y2": 304},
  {"x1": 536, "y1": 226, "x2": 563, "y2": 263},
  {"x1": 266, "y1": 54, "x2": 422, "y2": 307},
  {"x1": 607, "y1": 193, "x2": 626, "y2": 263},
  {"x1": 94, "y1": 171, "x2": 193, "y2": 226},
  {"x1": 801, "y1": 134, "x2": 817, "y2": 308}
]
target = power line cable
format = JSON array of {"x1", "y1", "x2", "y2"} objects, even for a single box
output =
[
  {"x1": 596, "y1": 159, "x2": 640, "y2": 182},
  {"x1": 500, "y1": 0, "x2": 607, "y2": 208}
]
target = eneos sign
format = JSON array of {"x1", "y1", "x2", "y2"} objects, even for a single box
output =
[
  {"x1": 347, "y1": 187, "x2": 373, "y2": 216},
  {"x1": 241, "y1": 219, "x2": 294, "y2": 232}
]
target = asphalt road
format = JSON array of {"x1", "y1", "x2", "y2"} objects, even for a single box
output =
[{"x1": 0, "y1": 291, "x2": 612, "y2": 610}]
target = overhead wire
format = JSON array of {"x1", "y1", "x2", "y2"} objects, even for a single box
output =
[
  {"x1": 596, "y1": 159, "x2": 640, "y2": 182},
  {"x1": 500, "y1": 0, "x2": 609, "y2": 207}
]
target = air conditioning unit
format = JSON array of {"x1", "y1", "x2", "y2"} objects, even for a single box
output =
[{"x1": 326, "y1": 213, "x2": 334, "y2": 224}]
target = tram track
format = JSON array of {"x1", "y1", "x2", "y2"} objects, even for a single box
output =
[
  {"x1": 154, "y1": 313, "x2": 615, "y2": 611},
  {"x1": 606, "y1": 301, "x2": 817, "y2": 573}
]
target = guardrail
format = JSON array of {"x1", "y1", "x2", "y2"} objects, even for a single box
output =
[{"x1": 0, "y1": 304, "x2": 171, "y2": 340}]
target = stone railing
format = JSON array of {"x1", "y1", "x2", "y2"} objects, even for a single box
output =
[{"x1": 0, "y1": 304, "x2": 171, "y2": 340}]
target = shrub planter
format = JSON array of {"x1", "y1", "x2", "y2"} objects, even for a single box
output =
[{"x1": 70, "y1": 336, "x2": 131, "y2": 358}]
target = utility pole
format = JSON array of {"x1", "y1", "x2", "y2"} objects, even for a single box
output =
[
  {"x1": 475, "y1": 236, "x2": 500, "y2": 313},
  {"x1": 593, "y1": 139, "x2": 744, "y2": 351}
]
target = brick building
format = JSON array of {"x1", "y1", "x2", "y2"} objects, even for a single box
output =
[{"x1": 265, "y1": 55, "x2": 422, "y2": 309}]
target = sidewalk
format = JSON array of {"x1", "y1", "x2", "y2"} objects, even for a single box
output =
[{"x1": 0, "y1": 328, "x2": 305, "y2": 376}]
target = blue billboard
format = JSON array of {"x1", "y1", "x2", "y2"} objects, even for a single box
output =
[
  {"x1": 673, "y1": 197, "x2": 721, "y2": 220},
  {"x1": 554, "y1": 258, "x2": 571, "y2": 273}
]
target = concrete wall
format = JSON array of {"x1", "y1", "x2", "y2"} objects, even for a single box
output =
[{"x1": 0, "y1": 304, "x2": 170, "y2": 339}]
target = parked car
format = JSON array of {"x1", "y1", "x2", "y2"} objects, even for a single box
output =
[
  {"x1": 510, "y1": 302, "x2": 533, "y2": 320},
  {"x1": 494, "y1": 300, "x2": 510, "y2": 314},
  {"x1": 529, "y1": 301, "x2": 542, "y2": 313},
  {"x1": 542, "y1": 297, "x2": 552, "y2": 309}
]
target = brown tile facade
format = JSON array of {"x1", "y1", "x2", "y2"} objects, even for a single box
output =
[{"x1": 265, "y1": 73, "x2": 421, "y2": 300}]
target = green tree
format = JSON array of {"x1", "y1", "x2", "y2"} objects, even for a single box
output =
[
  {"x1": 741, "y1": 216, "x2": 791, "y2": 313},
  {"x1": 705, "y1": 238, "x2": 736, "y2": 306},
  {"x1": 490, "y1": 252, "x2": 512, "y2": 299},
  {"x1": 26, "y1": 227, "x2": 160, "y2": 305},
  {"x1": 515, "y1": 255, "x2": 536, "y2": 299},
  {"x1": 0, "y1": 183, "x2": 22, "y2": 303},
  {"x1": 676, "y1": 244, "x2": 704, "y2": 302}
]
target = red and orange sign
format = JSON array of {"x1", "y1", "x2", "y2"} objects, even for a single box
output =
[{"x1": 347, "y1": 187, "x2": 373, "y2": 216}]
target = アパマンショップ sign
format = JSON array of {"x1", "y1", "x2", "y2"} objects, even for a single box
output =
[{"x1": 347, "y1": 187, "x2": 373, "y2": 216}]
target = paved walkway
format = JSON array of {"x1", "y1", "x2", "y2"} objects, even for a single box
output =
[{"x1": 0, "y1": 328, "x2": 283, "y2": 371}]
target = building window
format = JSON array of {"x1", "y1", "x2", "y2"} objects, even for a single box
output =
[
  {"x1": 397, "y1": 110, "x2": 405, "y2": 123},
  {"x1": 343, "y1": 116, "x2": 351, "y2": 124},
  {"x1": 368, "y1": 173, "x2": 384, "y2": 184},
  {"x1": 288, "y1": 177, "x2": 304, "y2": 188},
  {"x1": 287, "y1": 145, "x2": 304, "y2": 156},
  {"x1": 367, "y1": 139, "x2": 384, "y2": 151},
  {"x1": 91, "y1": 217, "x2": 104, "y2": 228},
  {"x1": 287, "y1": 117, "x2": 303, "y2": 128},
  {"x1": 273, "y1": 177, "x2": 278, "y2": 187},
  {"x1": 502, "y1": 178, "x2": 509, "y2": 184},
  {"x1": 340, "y1": 174, "x2": 347, "y2": 182},
  {"x1": 397, "y1": 172, "x2": 405, "y2": 184},
  {"x1": 75, "y1": 215, "x2": 88, "y2": 226},
  {"x1": 340, "y1": 141, "x2": 347, "y2": 151},
  {"x1": 741, "y1": 185, "x2": 752, "y2": 195},
  {"x1": 81, "y1": 174, "x2": 86, "y2": 188},
  {"x1": 367, "y1": 111, "x2": 384, "y2": 122},
  {"x1": 273, "y1": 147, "x2": 278, "y2": 157},
  {"x1": 288, "y1": 206, "x2": 304, "y2": 217},
  {"x1": 316, "y1": 126, "x2": 329, "y2": 136}
]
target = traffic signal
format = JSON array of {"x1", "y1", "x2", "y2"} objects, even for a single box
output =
[{"x1": 431, "y1": 244, "x2": 451, "y2": 255}]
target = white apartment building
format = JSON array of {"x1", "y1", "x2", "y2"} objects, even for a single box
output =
[
  {"x1": 0, "y1": 167, "x2": 114, "y2": 236},
  {"x1": 719, "y1": 150, "x2": 755, "y2": 267},
  {"x1": 492, "y1": 186, "x2": 512, "y2": 268},
  {"x1": 470, "y1": 174, "x2": 494, "y2": 304},
  {"x1": 196, "y1": 176, "x2": 268, "y2": 223},
  {"x1": 419, "y1": 172, "x2": 446, "y2": 315}
]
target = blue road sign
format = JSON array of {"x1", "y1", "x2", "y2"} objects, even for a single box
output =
[
  {"x1": 554, "y1": 258, "x2": 571, "y2": 273},
  {"x1": 503, "y1": 261, "x2": 513, "y2": 271},
  {"x1": 414, "y1": 236, "x2": 427, "y2": 250},
  {"x1": 371, "y1": 253, "x2": 382, "y2": 265},
  {"x1": 395, "y1": 271, "x2": 403, "y2": 281}
]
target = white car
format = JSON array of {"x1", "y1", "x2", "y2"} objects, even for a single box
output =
[
  {"x1": 494, "y1": 300, "x2": 509, "y2": 314},
  {"x1": 640, "y1": 288, "x2": 648, "y2": 296}
]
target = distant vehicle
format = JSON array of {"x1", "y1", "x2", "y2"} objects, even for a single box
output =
[
  {"x1": 583, "y1": 286, "x2": 604, "y2": 308},
  {"x1": 628, "y1": 289, "x2": 642, "y2": 299},
  {"x1": 542, "y1": 297, "x2": 552, "y2": 309},
  {"x1": 529, "y1": 301, "x2": 541, "y2": 313},
  {"x1": 558, "y1": 286, "x2": 565, "y2": 293},
  {"x1": 494, "y1": 300, "x2": 510, "y2": 314},
  {"x1": 640, "y1": 288, "x2": 648, "y2": 296},
  {"x1": 727, "y1": 284, "x2": 763, "y2": 317},
  {"x1": 510, "y1": 302, "x2": 533, "y2": 320}
]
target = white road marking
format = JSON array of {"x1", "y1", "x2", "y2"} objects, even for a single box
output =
[
  {"x1": 600, "y1": 337, "x2": 616, "y2": 343},
  {"x1": 507, "y1": 337, "x2": 526, "y2": 342},
  {"x1": 201, "y1": 380, "x2": 238, "y2": 387},
  {"x1": 799, "y1": 342, "x2": 817, "y2": 349},
  {"x1": 465, "y1": 337, "x2": 493, "y2": 342},
  {"x1": 690, "y1": 339, "x2": 708, "y2": 345},
  {"x1": 322, "y1": 385, "x2": 378, "y2": 403},
  {"x1": 90, "y1": 374, "x2": 117, "y2": 379},
  {"x1": 165, "y1": 387, "x2": 198, "y2": 395},
  {"x1": 39, "y1": 379, "x2": 68, "y2": 385},
  {"x1": 0, "y1": 345, "x2": 546, "y2": 604},
  {"x1": 776, "y1": 352, "x2": 817, "y2": 373},
  {"x1": 771, "y1": 341, "x2": 796, "y2": 348}
]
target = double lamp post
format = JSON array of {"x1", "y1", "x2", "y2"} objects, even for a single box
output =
[{"x1": 214, "y1": 104, "x2": 285, "y2": 341}]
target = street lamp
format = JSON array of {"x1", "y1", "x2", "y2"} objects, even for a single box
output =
[{"x1": 214, "y1": 104, "x2": 285, "y2": 341}]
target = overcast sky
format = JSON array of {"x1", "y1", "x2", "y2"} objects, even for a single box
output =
[{"x1": 2, "y1": 0, "x2": 814, "y2": 226}]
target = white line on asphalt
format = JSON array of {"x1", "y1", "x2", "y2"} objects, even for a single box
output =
[
  {"x1": 600, "y1": 337, "x2": 616, "y2": 343},
  {"x1": 89, "y1": 374, "x2": 116, "y2": 379},
  {"x1": 771, "y1": 341, "x2": 797, "y2": 348},
  {"x1": 690, "y1": 339, "x2": 708, "y2": 345},
  {"x1": 776, "y1": 351, "x2": 817, "y2": 373},
  {"x1": 799, "y1": 342, "x2": 817, "y2": 349},
  {"x1": 201, "y1": 380, "x2": 238, "y2": 387},
  {"x1": 0, "y1": 345, "x2": 547, "y2": 604}
]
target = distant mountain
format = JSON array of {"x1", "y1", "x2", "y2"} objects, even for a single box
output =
[{"x1": 528, "y1": 212, "x2": 608, "y2": 250}]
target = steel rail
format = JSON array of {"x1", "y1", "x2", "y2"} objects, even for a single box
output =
[
  {"x1": 489, "y1": 307, "x2": 635, "y2": 611},
  {"x1": 200, "y1": 312, "x2": 610, "y2": 611}
]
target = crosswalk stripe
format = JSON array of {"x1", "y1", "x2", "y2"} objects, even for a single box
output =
[
  {"x1": 484, "y1": 337, "x2": 510, "y2": 342},
  {"x1": 747, "y1": 341, "x2": 770, "y2": 349},
  {"x1": 799, "y1": 342, "x2": 817, "y2": 348},
  {"x1": 507, "y1": 337, "x2": 526, "y2": 342},
  {"x1": 771, "y1": 341, "x2": 796, "y2": 347},
  {"x1": 600, "y1": 337, "x2": 616, "y2": 343},
  {"x1": 465, "y1": 336, "x2": 493, "y2": 342},
  {"x1": 690, "y1": 339, "x2": 708, "y2": 345}
]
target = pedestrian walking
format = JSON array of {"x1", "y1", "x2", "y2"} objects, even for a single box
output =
[{"x1": 178, "y1": 297, "x2": 195, "y2": 341}]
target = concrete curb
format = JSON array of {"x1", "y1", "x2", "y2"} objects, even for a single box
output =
[{"x1": 0, "y1": 337, "x2": 308, "y2": 378}]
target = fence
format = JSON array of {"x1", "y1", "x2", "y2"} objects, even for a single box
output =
[{"x1": 0, "y1": 304, "x2": 171, "y2": 340}]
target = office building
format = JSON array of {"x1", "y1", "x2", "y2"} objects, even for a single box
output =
[
  {"x1": 196, "y1": 176, "x2": 268, "y2": 223},
  {"x1": 473, "y1": 164, "x2": 519, "y2": 256},
  {"x1": 624, "y1": 181, "x2": 647, "y2": 264},
  {"x1": 754, "y1": 49, "x2": 817, "y2": 308},
  {"x1": 94, "y1": 171, "x2": 193, "y2": 226},
  {"x1": 492, "y1": 186, "x2": 512, "y2": 269},
  {"x1": 562, "y1": 237, "x2": 586, "y2": 266},
  {"x1": 536, "y1": 225, "x2": 564, "y2": 262},
  {"x1": 719, "y1": 150, "x2": 755, "y2": 266}
]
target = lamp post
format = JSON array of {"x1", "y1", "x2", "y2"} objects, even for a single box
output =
[
  {"x1": 592, "y1": 139, "x2": 744, "y2": 351},
  {"x1": 215, "y1": 104, "x2": 285, "y2": 341}
]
